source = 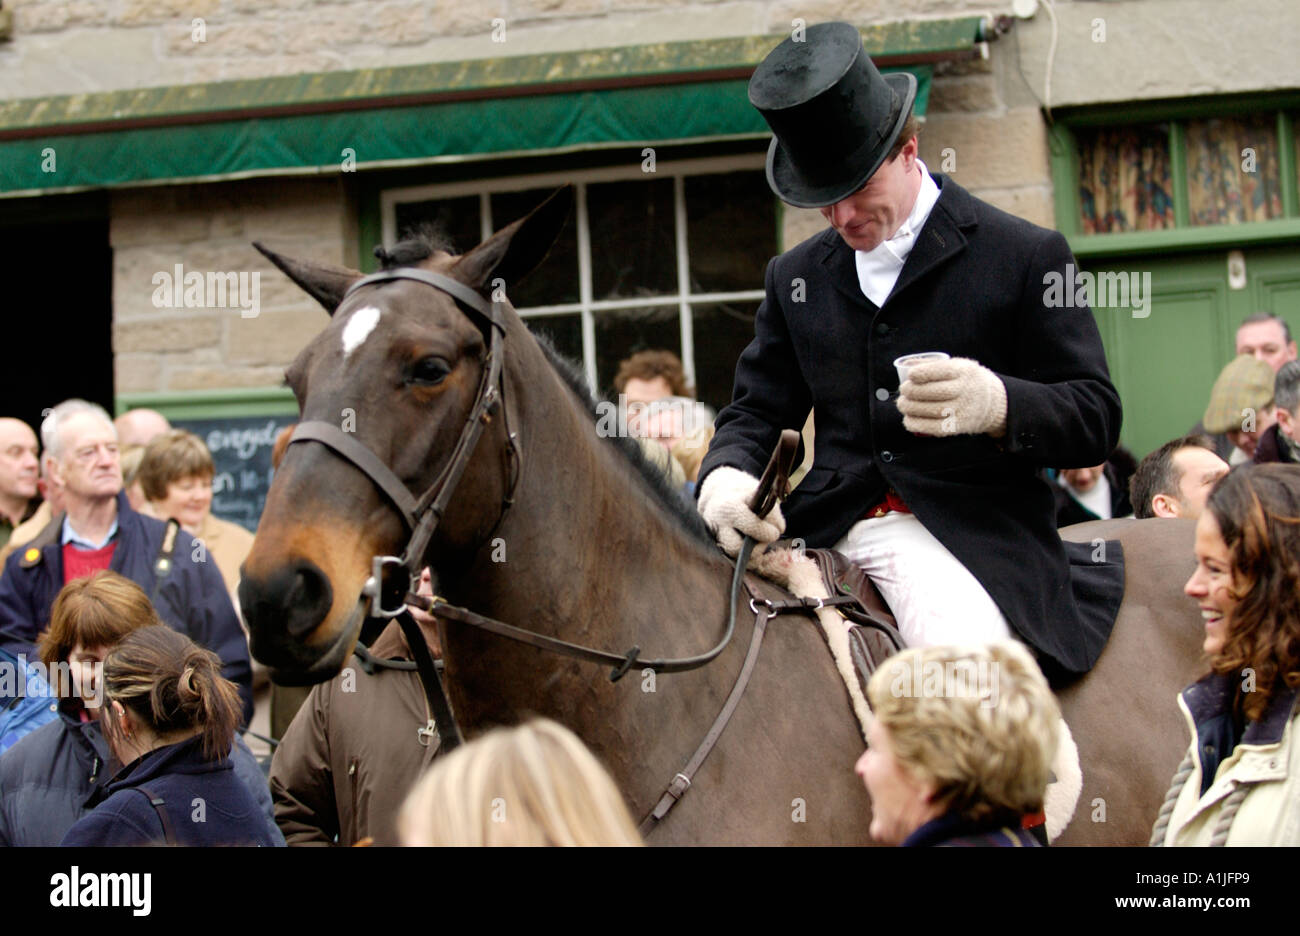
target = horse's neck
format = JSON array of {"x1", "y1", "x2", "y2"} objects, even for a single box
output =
[
  {"x1": 455, "y1": 406, "x2": 732, "y2": 649},
  {"x1": 438, "y1": 365, "x2": 741, "y2": 796}
]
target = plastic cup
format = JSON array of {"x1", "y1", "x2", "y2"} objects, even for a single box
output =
[{"x1": 894, "y1": 351, "x2": 950, "y2": 385}]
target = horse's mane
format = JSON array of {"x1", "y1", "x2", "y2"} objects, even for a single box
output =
[
  {"x1": 532, "y1": 333, "x2": 715, "y2": 548},
  {"x1": 372, "y1": 234, "x2": 716, "y2": 549}
]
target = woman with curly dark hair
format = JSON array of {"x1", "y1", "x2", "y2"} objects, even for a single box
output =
[
  {"x1": 60, "y1": 625, "x2": 281, "y2": 846},
  {"x1": 1153, "y1": 463, "x2": 1300, "y2": 846}
]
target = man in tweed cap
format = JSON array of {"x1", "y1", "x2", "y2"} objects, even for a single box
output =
[{"x1": 1202, "y1": 355, "x2": 1277, "y2": 463}]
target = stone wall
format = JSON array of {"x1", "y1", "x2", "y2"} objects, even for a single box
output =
[
  {"x1": 14, "y1": 0, "x2": 1294, "y2": 395},
  {"x1": 1013, "y1": 0, "x2": 1300, "y2": 108},
  {"x1": 3, "y1": 0, "x2": 1002, "y2": 96},
  {"x1": 110, "y1": 177, "x2": 348, "y2": 393}
]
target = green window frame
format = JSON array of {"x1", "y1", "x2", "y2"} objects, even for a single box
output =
[{"x1": 1050, "y1": 92, "x2": 1300, "y2": 258}]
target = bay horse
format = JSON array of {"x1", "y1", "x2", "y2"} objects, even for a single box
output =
[{"x1": 239, "y1": 189, "x2": 1207, "y2": 845}]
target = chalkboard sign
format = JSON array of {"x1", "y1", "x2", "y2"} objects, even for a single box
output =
[{"x1": 171, "y1": 415, "x2": 296, "y2": 533}]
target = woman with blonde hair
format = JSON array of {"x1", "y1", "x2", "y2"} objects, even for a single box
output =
[
  {"x1": 60, "y1": 624, "x2": 281, "y2": 846},
  {"x1": 1153, "y1": 463, "x2": 1300, "y2": 846},
  {"x1": 399, "y1": 718, "x2": 641, "y2": 846},
  {"x1": 858, "y1": 641, "x2": 1059, "y2": 846}
]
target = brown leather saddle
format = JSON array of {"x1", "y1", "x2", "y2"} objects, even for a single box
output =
[
  {"x1": 789, "y1": 543, "x2": 906, "y2": 698},
  {"x1": 748, "y1": 431, "x2": 906, "y2": 697}
]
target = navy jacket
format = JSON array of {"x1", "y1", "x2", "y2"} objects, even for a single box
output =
[
  {"x1": 699, "y1": 174, "x2": 1124, "y2": 676},
  {"x1": 902, "y1": 811, "x2": 1042, "y2": 847},
  {"x1": 0, "y1": 696, "x2": 279, "y2": 846},
  {"x1": 60, "y1": 733, "x2": 282, "y2": 847},
  {"x1": 0, "y1": 491, "x2": 252, "y2": 723}
]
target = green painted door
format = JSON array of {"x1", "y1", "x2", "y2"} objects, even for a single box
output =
[{"x1": 1082, "y1": 244, "x2": 1300, "y2": 460}]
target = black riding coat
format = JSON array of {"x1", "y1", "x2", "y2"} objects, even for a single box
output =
[{"x1": 699, "y1": 174, "x2": 1124, "y2": 675}]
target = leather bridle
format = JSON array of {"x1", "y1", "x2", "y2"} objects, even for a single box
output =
[
  {"x1": 283, "y1": 268, "x2": 762, "y2": 763},
  {"x1": 289, "y1": 266, "x2": 518, "y2": 611},
  {"x1": 285, "y1": 275, "x2": 828, "y2": 835}
]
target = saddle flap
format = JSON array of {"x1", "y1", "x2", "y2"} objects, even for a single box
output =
[
  {"x1": 806, "y1": 547, "x2": 898, "y2": 632},
  {"x1": 847, "y1": 619, "x2": 906, "y2": 702},
  {"x1": 804, "y1": 547, "x2": 906, "y2": 696}
]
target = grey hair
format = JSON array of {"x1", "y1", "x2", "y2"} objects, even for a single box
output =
[
  {"x1": 41, "y1": 399, "x2": 116, "y2": 461},
  {"x1": 1239, "y1": 311, "x2": 1292, "y2": 345},
  {"x1": 1276, "y1": 361, "x2": 1300, "y2": 417}
]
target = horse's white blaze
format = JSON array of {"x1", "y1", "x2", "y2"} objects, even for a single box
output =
[{"x1": 341, "y1": 306, "x2": 382, "y2": 358}]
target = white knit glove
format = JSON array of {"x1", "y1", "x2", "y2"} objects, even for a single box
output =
[
  {"x1": 697, "y1": 466, "x2": 786, "y2": 557},
  {"x1": 898, "y1": 357, "x2": 1008, "y2": 437}
]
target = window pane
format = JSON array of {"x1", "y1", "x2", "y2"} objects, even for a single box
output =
[
  {"x1": 594, "y1": 306, "x2": 680, "y2": 398},
  {"x1": 393, "y1": 195, "x2": 481, "y2": 255},
  {"x1": 1076, "y1": 125, "x2": 1175, "y2": 234},
  {"x1": 587, "y1": 179, "x2": 677, "y2": 300},
  {"x1": 685, "y1": 172, "x2": 777, "y2": 293},
  {"x1": 490, "y1": 188, "x2": 580, "y2": 307},
  {"x1": 1186, "y1": 115, "x2": 1283, "y2": 226},
  {"x1": 691, "y1": 302, "x2": 758, "y2": 413},
  {"x1": 523, "y1": 314, "x2": 583, "y2": 372}
]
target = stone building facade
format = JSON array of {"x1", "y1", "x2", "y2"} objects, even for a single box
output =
[{"x1": 2, "y1": 0, "x2": 1299, "y2": 458}]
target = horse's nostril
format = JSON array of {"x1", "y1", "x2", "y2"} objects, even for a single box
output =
[{"x1": 282, "y1": 560, "x2": 334, "y2": 638}]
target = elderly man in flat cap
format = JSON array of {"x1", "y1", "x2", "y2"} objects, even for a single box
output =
[{"x1": 697, "y1": 22, "x2": 1124, "y2": 680}]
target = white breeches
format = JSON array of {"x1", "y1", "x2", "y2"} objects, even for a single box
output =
[{"x1": 833, "y1": 511, "x2": 1012, "y2": 648}]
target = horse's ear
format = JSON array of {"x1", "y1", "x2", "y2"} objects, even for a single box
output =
[
  {"x1": 453, "y1": 185, "x2": 573, "y2": 293},
  {"x1": 253, "y1": 242, "x2": 363, "y2": 316}
]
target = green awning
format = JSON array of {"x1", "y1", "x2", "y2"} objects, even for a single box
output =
[{"x1": 0, "y1": 19, "x2": 979, "y2": 196}]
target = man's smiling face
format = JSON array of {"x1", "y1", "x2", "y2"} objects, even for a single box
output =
[{"x1": 819, "y1": 137, "x2": 921, "y2": 253}]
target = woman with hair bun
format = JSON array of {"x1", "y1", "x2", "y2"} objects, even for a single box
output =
[{"x1": 61, "y1": 626, "x2": 281, "y2": 846}]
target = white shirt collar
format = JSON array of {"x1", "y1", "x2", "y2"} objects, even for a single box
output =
[{"x1": 854, "y1": 159, "x2": 941, "y2": 307}]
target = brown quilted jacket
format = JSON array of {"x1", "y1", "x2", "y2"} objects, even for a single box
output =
[{"x1": 269, "y1": 620, "x2": 441, "y2": 846}]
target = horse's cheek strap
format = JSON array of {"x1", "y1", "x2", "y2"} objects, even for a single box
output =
[{"x1": 288, "y1": 422, "x2": 420, "y2": 526}]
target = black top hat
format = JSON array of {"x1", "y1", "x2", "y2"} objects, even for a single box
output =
[{"x1": 748, "y1": 22, "x2": 918, "y2": 208}]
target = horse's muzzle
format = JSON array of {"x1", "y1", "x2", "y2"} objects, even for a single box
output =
[{"x1": 239, "y1": 557, "x2": 352, "y2": 681}]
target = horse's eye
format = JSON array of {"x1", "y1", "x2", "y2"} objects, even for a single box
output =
[{"x1": 410, "y1": 357, "x2": 451, "y2": 386}]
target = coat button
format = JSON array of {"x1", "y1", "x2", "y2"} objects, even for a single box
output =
[
  {"x1": 875, "y1": 388, "x2": 889, "y2": 401},
  {"x1": 881, "y1": 451, "x2": 894, "y2": 462},
  {"x1": 875, "y1": 323, "x2": 890, "y2": 336}
]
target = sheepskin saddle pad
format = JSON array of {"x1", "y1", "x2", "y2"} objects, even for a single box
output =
[{"x1": 747, "y1": 542, "x2": 905, "y2": 743}]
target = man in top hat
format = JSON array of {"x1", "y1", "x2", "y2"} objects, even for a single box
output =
[{"x1": 697, "y1": 22, "x2": 1124, "y2": 679}]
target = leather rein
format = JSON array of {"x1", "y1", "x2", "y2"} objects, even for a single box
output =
[{"x1": 287, "y1": 269, "x2": 815, "y2": 835}]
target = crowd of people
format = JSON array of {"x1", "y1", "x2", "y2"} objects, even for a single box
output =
[{"x1": 0, "y1": 22, "x2": 1296, "y2": 849}]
